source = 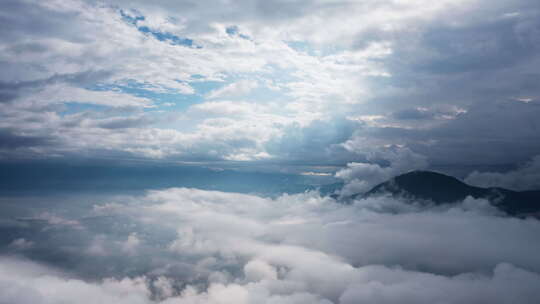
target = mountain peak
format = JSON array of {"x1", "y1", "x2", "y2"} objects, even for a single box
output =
[
  {"x1": 359, "y1": 170, "x2": 540, "y2": 217},
  {"x1": 393, "y1": 170, "x2": 466, "y2": 186},
  {"x1": 365, "y1": 170, "x2": 481, "y2": 203}
]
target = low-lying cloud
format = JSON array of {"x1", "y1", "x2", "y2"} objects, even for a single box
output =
[{"x1": 1, "y1": 187, "x2": 539, "y2": 303}]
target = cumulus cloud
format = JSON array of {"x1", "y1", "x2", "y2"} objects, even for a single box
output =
[
  {"x1": 2, "y1": 187, "x2": 540, "y2": 303},
  {"x1": 1, "y1": 0, "x2": 382, "y2": 162},
  {"x1": 335, "y1": 145, "x2": 429, "y2": 195},
  {"x1": 0, "y1": 0, "x2": 539, "y2": 165},
  {"x1": 465, "y1": 155, "x2": 540, "y2": 191},
  {"x1": 3, "y1": 256, "x2": 540, "y2": 304}
]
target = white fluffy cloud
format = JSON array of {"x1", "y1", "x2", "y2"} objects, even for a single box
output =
[
  {"x1": 1, "y1": 0, "x2": 540, "y2": 169},
  {"x1": 3, "y1": 256, "x2": 540, "y2": 304},
  {"x1": 336, "y1": 144, "x2": 429, "y2": 195},
  {"x1": 0, "y1": 0, "x2": 394, "y2": 161},
  {"x1": 3, "y1": 187, "x2": 539, "y2": 304}
]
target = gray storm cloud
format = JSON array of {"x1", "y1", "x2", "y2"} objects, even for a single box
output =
[
  {"x1": 1, "y1": 188, "x2": 539, "y2": 303},
  {"x1": 465, "y1": 155, "x2": 540, "y2": 191}
]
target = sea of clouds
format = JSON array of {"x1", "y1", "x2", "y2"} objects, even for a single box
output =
[{"x1": 1, "y1": 188, "x2": 539, "y2": 304}]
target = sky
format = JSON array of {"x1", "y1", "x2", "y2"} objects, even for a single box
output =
[
  {"x1": 1, "y1": 0, "x2": 540, "y2": 180},
  {"x1": 1, "y1": 0, "x2": 540, "y2": 303}
]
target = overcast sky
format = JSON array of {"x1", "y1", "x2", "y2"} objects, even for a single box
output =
[{"x1": 1, "y1": 0, "x2": 540, "y2": 180}]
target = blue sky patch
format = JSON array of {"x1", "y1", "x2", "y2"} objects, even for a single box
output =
[
  {"x1": 119, "y1": 10, "x2": 199, "y2": 48},
  {"x1": 226, "y1": 25, "x2": 250, "y2": 40}
]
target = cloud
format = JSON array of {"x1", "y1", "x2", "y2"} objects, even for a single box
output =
[
  {"x1": 8, "y1": 238, "x2": 34, "y2": 250},
  {"x1": 90, "y1": 115, "x2": 155, "y2": 129},
  {"x1": 0, "y1": 129, "x2": 53, "y2": 150},
  {"x1": 4, "y1": 256, "x2": 540, "y2": 304},
  {"x1": 465, "y1": 155, "x2": 540, "y2": 190},
  {"x1": 0, "y1": 257, "x2": 152, "y2": 304},
  {"x1": 338, "y1": 263, "x2": 540, "y2": 304},
  {"x1": 23, "y1": 84, "x2": 154, "y2": 108},
  {"x1": 206, "y1": 80, "x2": 258, "y2": 99},
  {"x1": 243, "y1": 259, "x2": 278, "y2": 282},
  {"x1": 0, "y1": 70, "x2": 112, "y2": 103},
  {"x1": 1, "y1": 0, "x2": 540, "y2": 169},
  {"x1": 1, "y1": 0, "x2": 540, "y2": 301},
  {"x1": 392, "y1": 107, "x2": 435, "y2": 120},
  {"x1": 335, "y1": 145, "x2": 428, "y2": 195},
  {"x1": 265, "y1": 118, "x2": 360, "y2": 163},
  {"x1": 2, "y1": 187, "x2": 540, "y2": 303},
  {"x1": 122, "y1": 233, "x2": 141, "y2": 255},
  {"x1": 354, "y1": 100, "x2": 540, "y2": 168}
]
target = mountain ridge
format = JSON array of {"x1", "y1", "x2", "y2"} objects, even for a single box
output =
[{"x1": 350, "y1": 170, "x2": 540, "y2": 217}]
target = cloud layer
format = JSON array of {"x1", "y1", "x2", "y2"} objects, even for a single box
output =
[
  {"x1": 1, "y1": 188, "x2": 539, "y2": 303},
  {"x1": 0, "y1": 0, "x2": 539, "y2": 170}
]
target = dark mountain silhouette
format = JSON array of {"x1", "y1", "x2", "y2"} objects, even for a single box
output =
[{"x1": 354, "y1": 171, "x2": 540, "y2": 217}]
